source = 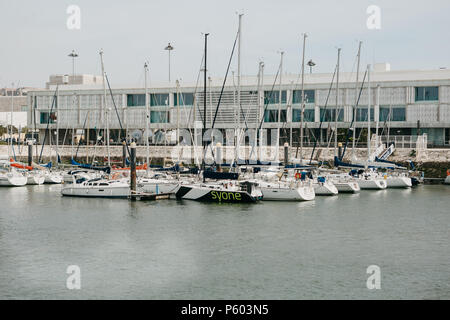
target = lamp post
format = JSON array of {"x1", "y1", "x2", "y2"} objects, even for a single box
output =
[
  {"x1": 307, "y1": 59, "x2": 316, "y2": 74},
  {"x1": 68, "y1": 50, "x2": 79, "y2": 78},
  {"x1": 164, "y1": 43, "x2": 174, "y2": 82}
]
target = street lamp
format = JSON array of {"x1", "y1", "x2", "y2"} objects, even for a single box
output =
[
  {"x1": 164, "y1": 42, "x2": 174, "y2": 82},
  {"x1": 307, "y1": 59, "x2": 316, "y2": 74},
  {"x1": 68, "y1": 50, "x2": 79, "y2": 78}
]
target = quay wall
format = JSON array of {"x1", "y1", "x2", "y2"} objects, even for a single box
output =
[{"x1": 1, "y1": 145, "x2": 449, "y2": 178}]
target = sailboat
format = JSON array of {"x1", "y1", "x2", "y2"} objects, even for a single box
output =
[
  {"x1": 0, "y1": 168, "x2": 27, "y2": 186},
  {"x1": 0, "y1": 85, "x2": 28, "y2": 187},
  {"x1": 241, "y1": 166, "x2": 315, "y2": 201},
  {"x1": 27, "y1": 171, "x2": 45, "y2": 185},
  {"x1": 61, "y1": 177, "x2": 130, "y2": 198},
  {"x1": 312, "y1": 176, "x2": 338, "y2": 195},
  {"x1": 257, "y1": 179, "x2": 315, "y2": 201},
  {"x1": 44, "y1": 170, "x2": 63, "y2": 184},
  {"x1": 175, "y1": 178, "x2": 262, "y2": 203}
]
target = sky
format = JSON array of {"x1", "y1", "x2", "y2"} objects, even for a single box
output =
[{"x1": 0, "y1": 0, "x2": 449, "y2": 88}]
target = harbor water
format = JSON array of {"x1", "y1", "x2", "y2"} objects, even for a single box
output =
[{"x1": 0, "y1": 185, "x2": 449, "y2": 299}]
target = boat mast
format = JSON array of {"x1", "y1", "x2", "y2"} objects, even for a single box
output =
[
  {"x1": 144, "y1": 61, "x2": 150, "y2": 176},
  {"x1": 367, "y1": 64, "x2": 372, "y2": 159},
  {"x1": 376, "y1": 84, "x2": 380, "y2": 148},
  {"x1": 8, "y1": 84, "x2": 13, "y2": 166},
  {"x1": 202, "y1": 33, "x2": 209, "y2": 181},
  {"x1": 334, "y1": 48, "x2": 341, "y2": 157},
  {"x1": 298, "y1": 33, "x2": 307, "y2": 161},
  {"x1": 100, "y1": 49, "x2": 111, "y2": 167},
  {"x1": 277, "y1": 51, "x2": 284, "y2": 153},
  {"x1": 236, "y1": 13, "x2": 243, "y2": 164},
  {"x1": 56, "y1": 85, "x2": 59, "y2": 166},
  {"x1": 352, "y1": 41, "x2": 362, "y2": 157},
  {"x1": 257, "y1": 61, "x2": 264, "y2": 161}
]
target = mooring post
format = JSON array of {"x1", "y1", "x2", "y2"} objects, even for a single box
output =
[
  {"x1": 215, "y1": 142, "x2": 222, "y2": 172},
  {"x1": 130, "y1": 142, "x2": 137, "y2": 196},
  {"x1": 284, "y1": 142, "x2": 289, "y2": 166},
  {"x1": 338, "y1": 142, "x2": 343, "y2": 160},
  {"x1": 28, "y1": 140, "x2": 33, "y2": 167},
  {"x1": 122, "y1": 140, "x2": 127, "y2": 168}
]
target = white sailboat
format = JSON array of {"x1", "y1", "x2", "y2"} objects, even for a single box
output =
[
  {"x1": 0, "y1": 169, "x2": 28, "y2": 187},
  {"x1": 257, "y1": 180, "x2": 315, "y2": 201},
  {"x1": 138, "y1": 176, "x2": 180, "y2": 194},
  {"x1": 61, "y1": 177, "x2": 130, "y2": 198},
  {"x1": 312, "y1": 177, "x2": 339, "y2": 196},
  {"x1": 27, "y1": 171, "x2": 45, "y2": 185},
  {"x1": 445, "y1": 173, "x2": 450, "y2": 185},
  {"x1": 63, "y1": 169, "x2": 102, "y2": 184},
  {"x1": 357, "y1": 171, "x2": 387, "y2": 190},
  {"x1": 327, "y1": 174, "x2": 360, "y2": 193},
  {"x1": 44, "y1": 170, "x2": 63, "y2": 184},
  {"x1": 384, "y1": 173, "x2": 412, "y2": 188}
]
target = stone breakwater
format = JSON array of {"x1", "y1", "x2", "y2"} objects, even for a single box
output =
[{"x1": 1, "y1": 145, "x2": 450, "y2": 177}]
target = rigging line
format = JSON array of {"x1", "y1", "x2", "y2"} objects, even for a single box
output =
[
  {"x1": 188, "y1": 52, "x2": 205, "y2": 127},
  {"x1": 38, "y1": 85, "x2": 58, "y2": 163},
  {"x1": 211, "y1": 31, "x2": 239, "y2": 129},
  {"x1": 185, "y1": 53, "x2": 205, "y2": 167},
  {"x1": 257, "y1": 66, "x2": 281, "y2": 131},
  {"x1": 309, "y1": 65, "x2": 337, "y2": 164},
  {"x1": 199, "y1": 30, "x2": 238, "y2": 166},
  {"x1": 105, "y1": 73, "x2": 131, "y2": 158},
  {"x1": 74, "y1": 109, "x2": 90, "y2": 160},
  {"x1": 33, "y1": 95, "x2": 38, "y2": 157},
  {"x1": 238, "y1": 89, "x2": 259, "y2": 147},
  {"x1": 248, "y1": 65, "x2": 281, "y2": 160},
  {"x1": 340, "y1": 69, "x2": 368, "y2": 160}
]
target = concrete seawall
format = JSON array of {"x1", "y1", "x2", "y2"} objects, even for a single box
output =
[{"x1": 2, "y1": 144, "x2": 450, "y2": 163}]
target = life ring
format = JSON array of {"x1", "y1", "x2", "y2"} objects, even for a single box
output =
[
  {"x1": 295, "y1": 172, "x2": 301, "y2": 180},
  {"x1": 447, "y1": 169, "x2": 450, "y2": 176}
]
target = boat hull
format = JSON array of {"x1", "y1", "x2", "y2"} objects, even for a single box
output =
[
  {"x1": 260, "y1": 184, "x2": 315, "y2": 201},
  {"x1": 444, "y1": 175, "x2": 450, "y2": 185},
  {"x1": 333, "y1": 181, "x2": 360, "y2": 193},
  {"x1": 175, "y1": 185, "x2": 258, "y2": 203},
  {"x1": 61, "y1": 186, "x2": 130, "y2": 198},
  {"x1": 138, "y1": 180, "x2": 179, "y2": 194},
  {"x1": 0, "y1": 175, "x2": 28, "y2": 187},
  {"x1": 44, "y1": 173, "x2": 62, "y2": 184},
  {"x1": 386, "y1": 177, "x2": 412, "y2": 188},
  {"x1": 313, "y1": 182, "x2": 338, "y2": 195},
  {"x1": 358, "y1": 179, "x2": 387, "y2": 190},
  {"x1": 27, "y1": 174, "x2": 45, "y2": 185}
]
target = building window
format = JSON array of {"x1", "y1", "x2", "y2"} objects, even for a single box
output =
[
  {"x1": 150, "y1": 111, "x2": 169, "y2": 123},
  {"x1": 319, "y1": 108, "x2": 343, "y2": 122},
  {"x1": 264, "y1": 109, "x2": 286, "y2": 122},
  {"x1": 127, "y1": 94, "x2": 145, "y2": 107},
  {"x1": 415, "y1": 86, "x2": 439, "y2": 102},
  {"x1": 292, "y1": 90, "x2": 315, "y2": 104},
  {"x1": 379, "y1": 106, "x2": 406, "y2": 122},
  {"x1": 355, "y1": 107, "x2": 375, "y2": 122},
  {"x1": 264, "y1": 91, "x2": 287, "y2": 104},
  {"x1": 150, "y1": 93, "x2": 169, "y2": 106},
  {"x1": 40, "y1": 112, "x2": 56, "y2": 124},
  {"x1": 292, "y1": 109, "x2": 315, "y2": 122},
  {"x1": 174, "y1": 92, "x2": 194, "y2": 106}
]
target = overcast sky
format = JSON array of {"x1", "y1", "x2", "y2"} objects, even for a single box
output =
[{"x1": 1, "y1": 0, "x2": 449, "y2": 88}]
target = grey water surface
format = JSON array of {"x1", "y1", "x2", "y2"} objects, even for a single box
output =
[{"x1": 0, "y1": 184, "x2": 449, "y2": 299}]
